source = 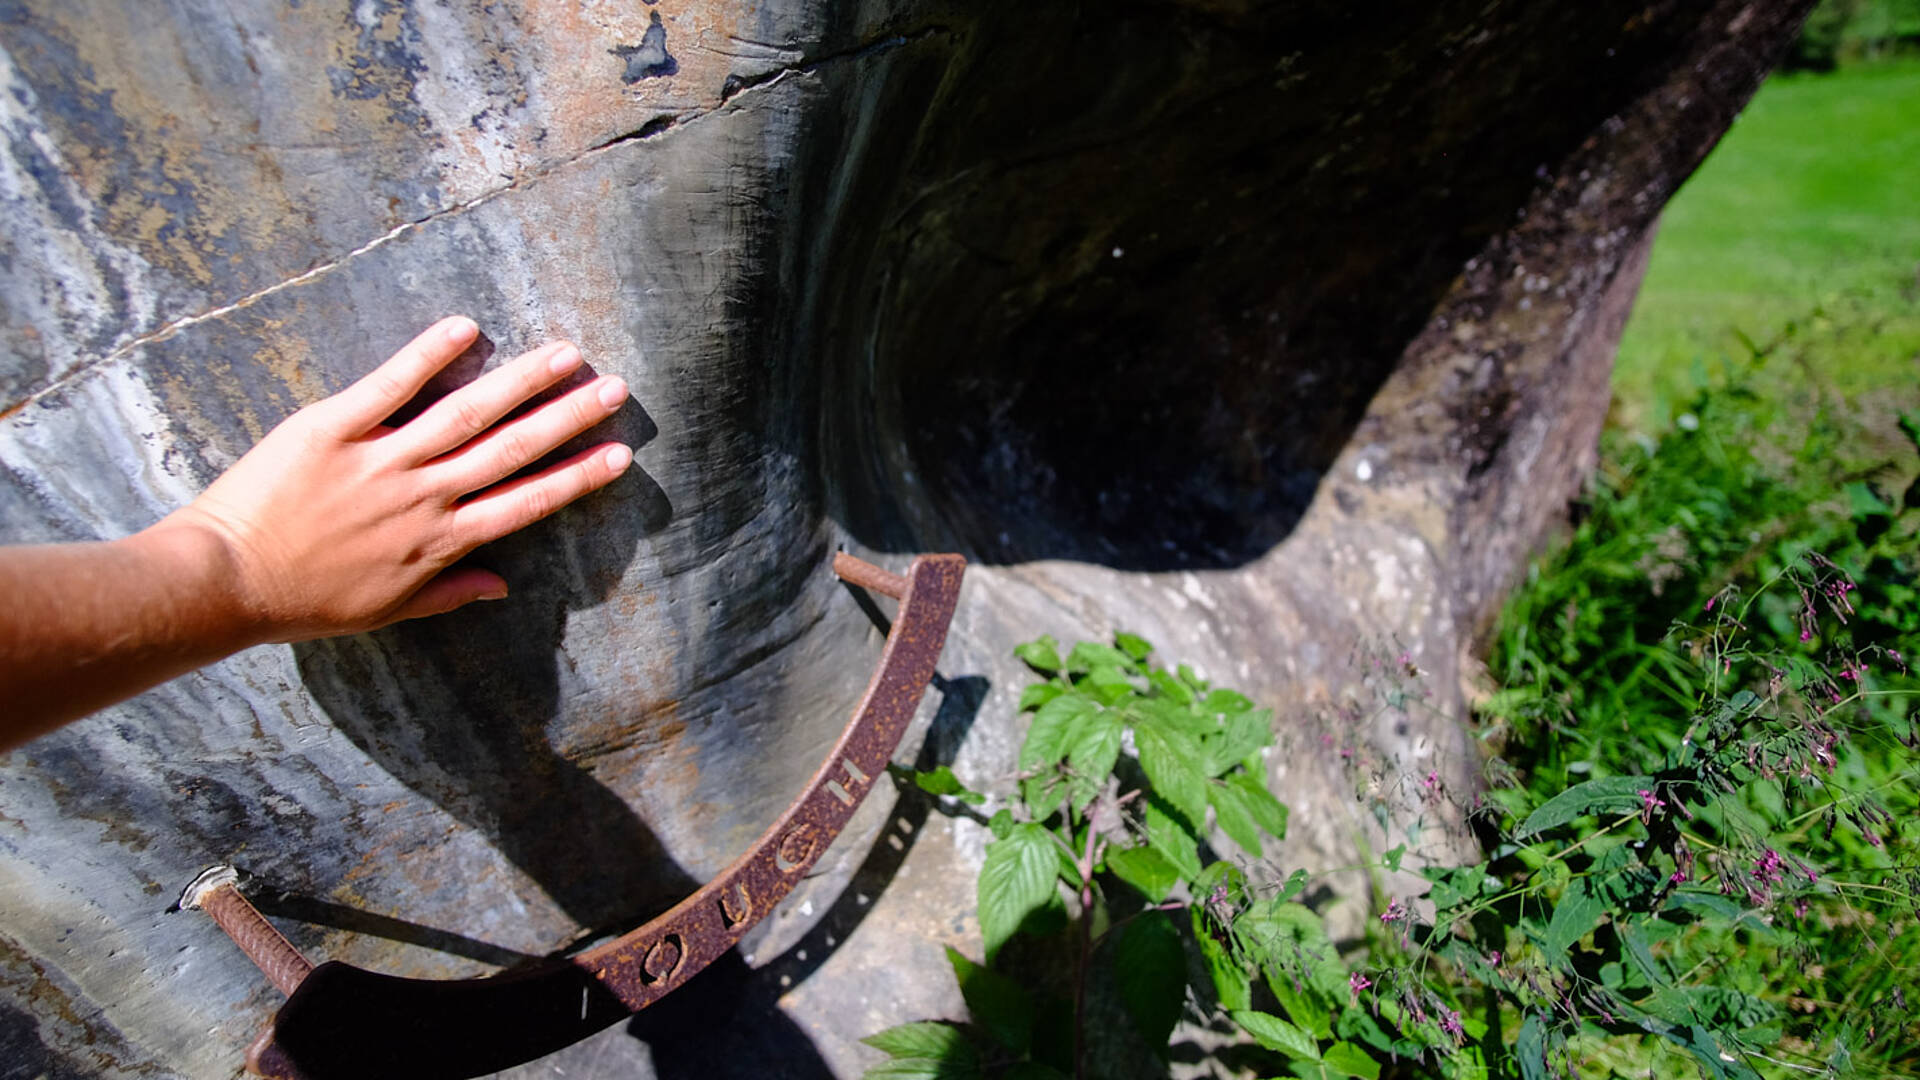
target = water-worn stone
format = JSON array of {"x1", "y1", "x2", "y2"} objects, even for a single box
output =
[{"x1": 0, "y1": 2, "x2": 1810, "y2": 1077}]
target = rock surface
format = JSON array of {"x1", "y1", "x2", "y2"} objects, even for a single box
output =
[{"x1": 0, "y1": 1, "x2": 1808, "y2": 1077}]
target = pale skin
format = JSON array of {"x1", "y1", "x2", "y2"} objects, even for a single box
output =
[{"x1": 0, "y1": 316, "x2": 632, "y2": 751}]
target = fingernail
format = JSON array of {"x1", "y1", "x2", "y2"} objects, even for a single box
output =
[
  {"x1": 549, "y1": 344, "x2": 581, "y2": 374},
  {"x1": 597, "y1": 377, "x2": 627, "y2": 409},
  {"x1": 444, "y1": 316, "x2": 477, "y2": 341},
  {"x1": 605, "y1": 444, "x2": 633, "y2": 474},
  {"x1": 480, "y1": 588, "x2": 509, "y2": 602}
]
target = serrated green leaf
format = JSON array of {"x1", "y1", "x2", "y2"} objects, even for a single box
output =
[
  {"x1": 1019, "y1": 682, "x2": 1064, "y2": 712},
  {"x1": 862, "y1": 1057, "x2": 979, "y2": 1079},
  {"x1": 1145, "y1": 798, "x2": 1203, "y2": 881},
  {"x1": 945, "y1": 948, "x2": 1033, "y2": 1053},
  {"x1": 862, "y1": 1022, "x2": 980, "y2": 1064},
  {"x1": 1516, "y1": 775, "x2": 1655, "y2": 838},
  {"x1": 1206, "y1": 708, "x2": 1273, "y2": 775},
  {"x1": 979, "y1": 824, "x2": 1062, "y2": 962},
  {"x1": 1022, "y1": 694, "x2": 1098, "y2": 772},
  {"x1": 1014, "y1": 635, "x2": 1063, "y2": 673},
  {"x1": 1114, "y1": 632, "x2": 1154, "y2": 661},
  {"x1": 1210, "y1": 779, "x2": 1265, "y2": 856},
  {"x1": 988, "y1": 808, "x2": 1014, "y2": 840},
  {"x1": 1082, "y1": 664, "x2": 1137, "y2": 705},
  {"x1": 1203, "y1": 688, "x2": 1255, "y2": 715},
  {"x1": 910, "y1": 766, "x2": 985, "y2": 804},
  {"x1": 1068, "y1": 641, "x2": 1136, "y2": 674},
  {"x1": 1543, "y1": 876, "x2": 1604, "y2": 959},
  {"x1": 1192, "y1": 904, "x2": 1251, "y2": 1010},
  {"x1": 1149, "y1": 668, "x2": 1195, "y2": 705},
  {"x1": 1135, "y1": 723, "x2": 1209, "y2": 825},
  {"x1": 1066, "y1": 711, "x2": 1124, "y2": 812},
  {"x1": 1381, "y1": 845, "x2": 1405, "y2": 873},
  {"x1": 1107, "y1": 844, "x2": 1180, "y2": 902},
  {"x1": 1320, "y1": 1041, "x2": 1380, "y2": 1079},
  {"x1": 1227, "y1": 767, "x2": 1287, "y2": 835},
  {"x1": 1127, "y1": 696, "x2": 1216, "y2": 736},
  {"x1": 1233, "y1": 1010, "x2": 1320, "y2": 1060},
  {"x1": 1115, "y1": 911, "x2": 1186, "y2": 1052}
]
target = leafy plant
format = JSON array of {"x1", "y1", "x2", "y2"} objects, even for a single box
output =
[{"x1": 864, "y1": 633, "x2": 1308, "y2": 1079}]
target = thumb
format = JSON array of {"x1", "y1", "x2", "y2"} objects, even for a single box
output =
[{"x1": 382, "y1": 567, "x2": 510, "y2": 625}]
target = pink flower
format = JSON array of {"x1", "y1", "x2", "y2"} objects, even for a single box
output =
[
  {"x1": 1380, "y1": 899, "x2": 1407, "y2": 924},
  {"x1": 1349, "y1": 972, "x2": 1371, "y2": 998},
  {"x1": 1440, "y1": 1009, "x2": 1464, "y2": 1040}
]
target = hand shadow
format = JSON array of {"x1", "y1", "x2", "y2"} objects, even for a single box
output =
[{"x1": 294, "y1": 348, "x2": 682, "y2": 936}]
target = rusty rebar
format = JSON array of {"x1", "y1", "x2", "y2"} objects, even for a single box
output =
[
  {"x1": 833, "y1": 551, "x2": 908, "y2": 599},
  {"x1": 181, "y1": 866, "x2": 314, "y2": 996}
]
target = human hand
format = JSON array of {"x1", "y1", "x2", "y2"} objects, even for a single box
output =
[{"x1": 158, "y1": 316, "x2": 632, "y2": 644}]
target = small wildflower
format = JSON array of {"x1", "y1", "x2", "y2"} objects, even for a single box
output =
[
  {"x1": 1349, "y1": 972, "x2": 1371, "y2": 998},
  {"x1": 1638, "y1": 788, "x2": 1664, "y2": 824},
  {"x1": 1753, "y1": 849, "x2": 1784, "y2": 887},
  {"x1": 1381, "y1": 899, "x2": 1407, "y2": 924},
  {"x1": 1440, "y1": 1009, "x2": 1464, "y2": 1041}
]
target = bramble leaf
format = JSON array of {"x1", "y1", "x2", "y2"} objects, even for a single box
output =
[
  {"x1": 1066, "y1": 710, "x2": 1124, "y2": 812},
  {"x1": 1021, "y1": 694, "x2": 1098, "y2": 771},
  {"x1": 1320, "y1": 1041, "x2": 1381, "y2": 1079},
  {"x1": 1068, "y1": 641, "x2": 1137, "y2": 674},
  {"x1": 862, "y1": 1022, "x2": 980, "y2": 1064},
  {"x1": 1114, "y1": 911, "x2": 1186, "y2": 1052},
  {"x1": 1115, "y1": 631, "x2": 1154, "y2": 661},
  {"x1": 1014, "y1": 635, "x2": 1063, "y2": 673},
  {"x1": 1210, "y1": 778, "x2": 1265, "y2": 856},
  {"x1": 1145, "y1": 798, "x2": 1203, "y2": 881},
  {"x1": 1107, "y1": 843, "x2": 1180, "y2": 902},
  {"x1": 1149, "y1": 668, "x2": 1195, "y2": 705},
  {"x1": 1135, "y1": 722, "x2": 1209, "y2": 826},
  {"x1": 861, "y1": 1058, "x2": 980, "y2": 1079},
  {"x1": 979, "y1": 824, "x2": 1061, "y2": 961},
  {"x1": 1019, "y1": 682, "x2": 1064, "y2": 712},
  {"x1": 909, "y1": 766, "x2": 985, "y2": 804},
  {"x1": 945, "y1": 947, "x2": 1033, "y2": 1053},
  {"x1": 988, "y1": 808, "x2": 1014, "y2": 840},
  {"x1": 1516, "y1": 775, "x2": 1655, "y2": 838},
  {"x1": 1206, "y1": 708, "x2": 1273, "y2": 775}
]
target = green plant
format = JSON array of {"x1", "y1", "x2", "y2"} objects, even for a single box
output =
[{"x1": 865, "y1": 632, "x2": 1308, "y2": 1079}]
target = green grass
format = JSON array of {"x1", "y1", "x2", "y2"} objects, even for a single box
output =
[{"x1": 1613, "y1": 58, "x2": 1920, "y2": 432}]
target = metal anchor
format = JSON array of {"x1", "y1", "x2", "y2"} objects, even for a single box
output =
[{"x1": 182, "y1": 551, "x2": 965, "y2": 1080}]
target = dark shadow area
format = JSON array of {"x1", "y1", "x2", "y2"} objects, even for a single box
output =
[
  {"x1": 791, "y1": 1, "x2": 1728, "y2": 570},
  {"x1": 241, "y1": 872, "x2": 542, "y2": 969}
]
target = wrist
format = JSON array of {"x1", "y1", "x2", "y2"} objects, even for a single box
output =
[{"x1": 128, "y1": 513, "x2": 278, "y2": 655}]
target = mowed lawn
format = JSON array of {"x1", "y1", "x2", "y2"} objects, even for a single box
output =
[{"x1": 1613, "y1": 57, "x2": 1920, "y2": 431}]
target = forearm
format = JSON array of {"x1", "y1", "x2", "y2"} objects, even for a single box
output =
[{"x1": 0, "y1": 519, "x2": 260, "y2": 750}]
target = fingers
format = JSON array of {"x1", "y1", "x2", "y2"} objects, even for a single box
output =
[
  {"x1": 319, "y1": 317, "x2": 480, "y2": 436},
  {"x1": 397, "y1": 340, "x2": 585, "y2": 462},
  {"x1": 428, "y1": 373, "x2": 627, "y2": 495},
  {"x1": 381, "y1": 567, "x2": 510, "y2": 626},
  {"x1": 453, "y1": 443, "x2": 633, "y2": 545}
]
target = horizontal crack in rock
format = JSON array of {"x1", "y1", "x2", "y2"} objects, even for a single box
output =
[{"x1": 0, "y1": 24, "x2": 952, "y2": 422}]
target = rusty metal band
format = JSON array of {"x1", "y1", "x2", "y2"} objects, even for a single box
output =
[{"x1": 200, "y1": 551, "x2": 964, "y2": 1080}]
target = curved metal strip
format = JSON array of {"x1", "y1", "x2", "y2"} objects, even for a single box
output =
[{"x1": 243, "y1": 552, "x2": 965, "y2": 1080}]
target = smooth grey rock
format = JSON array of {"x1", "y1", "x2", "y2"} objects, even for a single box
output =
[{"x1": 0, "y1": 1, "x2": 1810, "y2": 1077}]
